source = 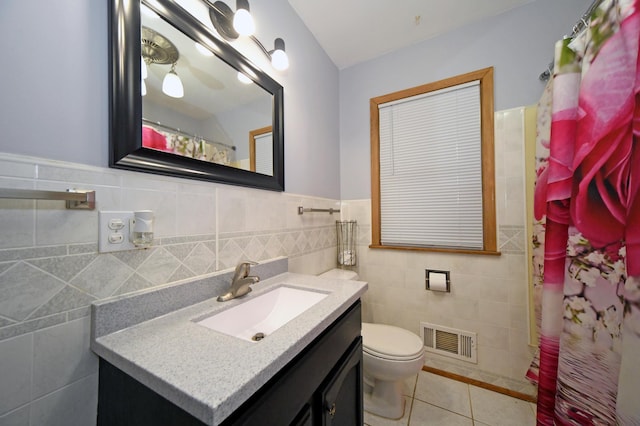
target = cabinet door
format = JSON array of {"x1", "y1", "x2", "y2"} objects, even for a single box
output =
[
  {"x1": 318, "y1": 338, "x2": 363, "y2": 426},
  {"x1": 291, "y1": 403, "x2": 313, "y2": 426},
  {"x1": 220, "y1": 302, "x2": 362, "y2": 426}
]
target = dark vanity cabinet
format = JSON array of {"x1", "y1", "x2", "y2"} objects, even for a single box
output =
[{"x1": 97, "y1": 301, "x2": 363, "y2": 426}]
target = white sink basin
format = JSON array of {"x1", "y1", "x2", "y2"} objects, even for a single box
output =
[{"x1": 196, "y1": 286, "x2": 328, "y2": 342}]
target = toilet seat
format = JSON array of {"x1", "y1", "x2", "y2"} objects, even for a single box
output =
[{"x1": 362, "y1": 323, "x2": 424, "y2": 361}]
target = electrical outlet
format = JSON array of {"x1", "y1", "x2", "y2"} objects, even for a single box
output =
[{"x1": 99, "y1": 211, "x2": 136, "y2": 253}]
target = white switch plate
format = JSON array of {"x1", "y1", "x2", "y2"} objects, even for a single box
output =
[{"x1": 99, "y1": 211, "x2": 136, "y2": 253}]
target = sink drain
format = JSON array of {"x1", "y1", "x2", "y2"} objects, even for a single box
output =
[{"x1": 251, "y1": 332, "x2": 266, "y2": 341}]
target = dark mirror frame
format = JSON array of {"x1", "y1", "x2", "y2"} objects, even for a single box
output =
[{"x1": 109, "y1": 0, "x2": 285, "y2": 191}]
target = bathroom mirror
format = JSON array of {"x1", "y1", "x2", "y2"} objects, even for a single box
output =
[{"x1": 109, "y1": 0, "x2": 284, "y2": 191}]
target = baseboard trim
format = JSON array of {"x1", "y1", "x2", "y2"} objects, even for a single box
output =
[{"x1": 421, "y1": 366, "x2": 537, "y2": 403}]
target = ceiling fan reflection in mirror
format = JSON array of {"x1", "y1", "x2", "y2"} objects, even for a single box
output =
[{"x1": 141, "y1": 26, "x2": 184, "y2": 98}]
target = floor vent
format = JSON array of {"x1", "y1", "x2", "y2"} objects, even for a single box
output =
[{"x1": 420, "y1": 322, "x2": 477, "y2": 363}]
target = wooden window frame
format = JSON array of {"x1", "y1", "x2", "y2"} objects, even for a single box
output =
[
  {"x1": 249, "y1": 125, "x2": 273, "y2": 173},
  {"x1": 370, "y1": 67, "x2": 499, "y2": 255}
]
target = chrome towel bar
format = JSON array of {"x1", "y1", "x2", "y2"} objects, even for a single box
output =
[
  {"x1": 298, "y1": 206, "x2": 340, "y2": 215},
  {"x1": 0, "y1": 188, "x2": 96, "y2": 210}
]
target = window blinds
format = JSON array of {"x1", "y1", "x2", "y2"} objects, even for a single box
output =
[
  {"x1": 255, "y1": 132, "x2": 273, "y2": 176},
  {"x1": 378, "y1": 81, "x2": 483, "y2": 249}
]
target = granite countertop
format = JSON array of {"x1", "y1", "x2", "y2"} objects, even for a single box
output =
[{"x1": 91, "y1": 271, "x2": 367, "y2": 425}]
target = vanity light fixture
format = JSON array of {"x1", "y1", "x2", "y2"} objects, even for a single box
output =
[
  {"x1": 247, "y1": 35, "x2": 289, "y2": 71},
  {"x1": 205, "y1": 0, "x2": 289, "y2": 71},
  {"x1": 270, "y1": 38, "x2": 289, "y2": 71},
  {"x1": 233, "y1": 0, "x2": 255, "y2": 36}
]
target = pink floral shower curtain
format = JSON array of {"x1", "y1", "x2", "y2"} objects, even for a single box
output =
[{"x1": 528, "y1": 0, "x2": 640, "y2": 424}]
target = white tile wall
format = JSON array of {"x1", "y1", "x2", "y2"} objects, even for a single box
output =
[
  {"x1": 32, "y1": 318, "x2": 97, "y2": 399},
  {"x1": 0, "y1": 406, "x2": 30, "y2": 426},
  {"x1": 0, "y1": 152, "x2": 339, "y2": 424},
  {"x1": 343, "y1": 108, "x2": 536, "y2": 394},
  {"x1": 29, "y1": 374, "x2": 99, "y2": 426},
  {"x1": 0, "y1": 334, "x2": 32, "y2": 415},
  {"x1": 0, "y1": 111, "x2": 536, "y2": 424}
]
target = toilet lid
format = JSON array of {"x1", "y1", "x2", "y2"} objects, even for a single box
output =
[{"x1": 361, "y1": 323, "x2": 424, "y2": 361}]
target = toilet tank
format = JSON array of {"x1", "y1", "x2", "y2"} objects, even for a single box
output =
[{"x1": 319, "y1": 269, "x2": 359, "y2": 280}]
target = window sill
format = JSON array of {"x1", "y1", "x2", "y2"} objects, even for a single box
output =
[{"x1": 368, "y1": 244, "x2": 501, "y2": 256}]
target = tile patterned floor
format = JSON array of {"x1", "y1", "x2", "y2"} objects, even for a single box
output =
[{"x1": 364, "y1": 371, "x2": 536, "y2": 426}]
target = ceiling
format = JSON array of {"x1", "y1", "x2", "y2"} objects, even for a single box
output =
[{"x1": 287, "y1": 0, "x2": 535, "y2": 69}]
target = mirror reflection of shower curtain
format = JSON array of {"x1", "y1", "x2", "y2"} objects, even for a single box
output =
[{"x1": 527, "y1": 1, "x2": 640, "y2": 424}]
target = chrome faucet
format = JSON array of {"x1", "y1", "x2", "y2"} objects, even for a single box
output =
[{"x1": 217, "y1": 261, "x2": 260, "y2": 302}]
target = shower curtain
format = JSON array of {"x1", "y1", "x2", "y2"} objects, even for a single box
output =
[{"x1": 528, "y1": 0, "x2": 640, "y2": 424}]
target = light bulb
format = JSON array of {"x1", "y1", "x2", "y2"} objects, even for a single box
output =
[
  {"x1": 271, "y1": 38, "x2": 289, "y2": 70},
  {"x1": 162, "y1": 65, "x2": 184, "y2": 98},
  {"x1": 237, "y1": 72, "x2": 252, "y2": 84},
  {"x1": 141, "y1": 79, "x2": 147, "y2": 96},
  {"x1": 271, "y1": 50, "x2": 289, "y2": 71},
  {"x1": 141, "y1": 57, "x2": 148, "y2": 79},
  {"x1": 233, "y1": 2, "x2": 255, "y2": 36}
]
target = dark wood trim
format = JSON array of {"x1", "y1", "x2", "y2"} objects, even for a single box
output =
[
  {"x1": 371, "y1": 68, "x2": 492, "y2": 105},
  {"x1": 479, "y1": 67, "x2": 497, "y2": 253},
  {"x1": 249, "y1": 125, "x2": 272, "y2": 172},
  {"x1": 369, "y1": 244, "x2": 501, "y2": 256},
  {"x1": 422, "y1": 365, "x2": 537, "y2": 403},
  {"x1": 369, "y1": 67, "x2": 498, "y2": 255},
  {"x1": 98, "y1": 359, "x2": 206, "y2": 426},
  {"x1": 370, "y1": 98, "x2": 382, "y2": 246}
]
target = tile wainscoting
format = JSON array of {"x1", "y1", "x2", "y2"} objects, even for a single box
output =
[
  {"x1": 0, "y1": 105, "x2": 536, "y2": 423},
  {"x1": 0, "y1": 152, "x2": 339, "y2": 423},
  {"x1": 342, "y1": 198, "x2": 535, "y2": 398},
  {"x1": 0, "y1": 226, "x2": 336, "y2": 342},
  {"x1": 339, "y1": 108, "x2": 537, "y2": 397}
]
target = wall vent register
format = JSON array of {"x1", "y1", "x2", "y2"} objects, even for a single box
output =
[{"x1": 420, "y1": 322, "x2": 477, "y2": 363}]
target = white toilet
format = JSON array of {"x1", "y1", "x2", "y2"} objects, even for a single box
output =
[{"x1": 318, "y1": 269, "x2": 425, "y2": 419}]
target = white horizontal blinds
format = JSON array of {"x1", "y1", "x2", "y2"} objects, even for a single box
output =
[
  {"x1": 255, "y1": 132, "x2": 273, "y2": 176},
  {"x1": 379, "y1": 81, "x2": 483, "y2": 249}
]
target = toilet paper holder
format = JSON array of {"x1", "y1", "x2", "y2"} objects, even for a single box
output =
[{"x1": 425, "y1": 269, "x2": 450, "y2": 292}]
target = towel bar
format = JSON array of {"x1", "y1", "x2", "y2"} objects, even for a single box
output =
[
  {"x1": 297, "y1": 206, "x2": 340, "y2": 215},
  {"x1": 0, "y1": 188, "x2": 96, "y2": 210}
]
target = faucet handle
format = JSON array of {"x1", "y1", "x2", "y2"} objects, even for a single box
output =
[{"x1": 233, "y1": 260, "x2": 258, "y2": 280}]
